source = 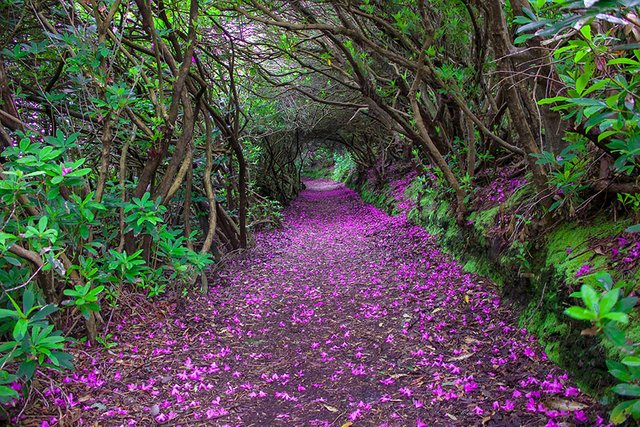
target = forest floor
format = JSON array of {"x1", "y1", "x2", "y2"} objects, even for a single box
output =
[{"x1": 24, "y1": 179, "x2": 606, "y2": 427}]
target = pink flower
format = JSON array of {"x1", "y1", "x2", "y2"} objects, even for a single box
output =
[
  {"x1": 41, "y1": 417, "x2": 58, "y2": 427},
  {"x1": 348, "y1": 409, "x2": 362, "y2": 421},
  {"x1": 575, "y1": 264, "x2": 591, "y2": 277},
  {"x1": 502, "y1": 399, "x2": 515, "y2": 411},
  {"x1": 463, "y1": 380, "x2": 478, "y2": 393},
  {"x1": 379, "y1": 377, "x2": 395, "y2": 385},
  {"x1": 574, "y1": 410, "x2": 588, "y2": 422},
  {"x1": 399, "y1": 387, "x2": 412, "y2": 397},
  {"x1": 564, "y1": 386, "x2": 579, "y2": 397}
]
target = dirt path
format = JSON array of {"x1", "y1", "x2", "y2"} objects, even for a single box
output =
[{"x1": 26, "y1": 180, "x2": 604, "y2": 426}]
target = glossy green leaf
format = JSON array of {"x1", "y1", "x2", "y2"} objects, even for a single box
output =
[{"x1": 565, "y1": 306, "x2": 596, "y2": 321}]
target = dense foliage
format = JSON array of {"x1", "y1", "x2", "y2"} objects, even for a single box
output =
[{"x1": 0, "y1": 0, "x2": 639, "y2": 423}]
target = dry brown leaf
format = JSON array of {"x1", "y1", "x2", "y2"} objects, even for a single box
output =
[
  {"x1": 390, "y1": 373, "x2": 408, "y2": 379},
  {"x1": 323, "y1": 404, "x2": 339, "y2": 413},
  {"x1": 449, "y1": 353, "x2": 474, "y2": 361},
  {"x1": 581, "y1": 326, "x2": 599, "y2": 336},
  {"x1": 544, "y1": 397, "x2": 588, "y2": 411}
]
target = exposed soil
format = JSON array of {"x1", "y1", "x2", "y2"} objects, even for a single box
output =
[{"x1": 22, "y1": 179, "x2": 605, "y2": 426}]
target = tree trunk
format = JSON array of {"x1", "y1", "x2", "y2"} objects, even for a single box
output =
[
  {"x1": 200, "y1": 113, "x2": 218, "y2": 255},
  {"x1": 0, "y1": 60, "x2": 23, "y2": 132},
  {"x1": 484, "y1": 0, "x2": 549, "y2": 198},
  {"x1": 229, "y1": 138, "x2": 248, "y2": 248},
  {"x1": 184, "y1": 162, "x2": 194, "y2": 252}
]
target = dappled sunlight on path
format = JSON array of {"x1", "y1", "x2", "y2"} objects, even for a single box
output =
[{"x1": 28, "y1": 179, "x2": 604, "y2": 426}]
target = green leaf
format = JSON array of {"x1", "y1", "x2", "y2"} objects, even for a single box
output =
[
  {"x1": 0, "y1": 309, "x2": 19, "y2": 320},
  {"x1": 565, "y1": 306, "x2": 596, "y2": 321},
  {"x1": 88, "y1": 285, "x2": 104, "y2": 297},
  {"x1": 615, "y1": 297, "x2": 638, "y2": 313},
  {"x1": 603, "y1": 312, "x2": 629, "y2": 324},
  {"x1": 631, "y1": 400, "x2": 640, "y2": 420},
  {"x1": 79, "y1": 224, "x2": 89, "y2": 240},
  {"x1": 0, "y1": 342, "x2": 19, "y2": 358},
  {"x1": 583, "y1": 105, "x2": 604, "y2": 117},
  {"x1": 22, "y1": 289, "x2": 35, "y2": 315},
  {"x1": 0, "y1": 386, "x2": 19, "y2": 403},
  {"x1": 600, "y1": 289, "x2": 619, "y2": 315},
  {"x1": 12, "y1": 318, "x2": 28, "y2": 340},
  {"x1": 517, "y1": 21, "x2": 546, "y2": 34},
  {"x1": 611, "y1": 400, "x2": 635, "y2": 424},
  {"x1": 65, "y1": 168, "x2": 91, "y2": 177},
  {"x1": 613, "y1": 384, "x2": 640, "y2": 397},
  {"x1": 538, "y1": 96, "x2": 568, "y2": 105},
  {"x1": 608, "y1": 360, "x2": 632, "y2": 382},
  {"x1": 595, "y1": 271, "x2": 613, "y2": 290},
  {"x1": 4, "y1": 256, "x2": 22, "y2": 267},
  {"x1": 63, "y1": 288, "x2": 80, "y2": 297},
  {"x1": 604, "y1": 322, "x2": 627, "y2": 347},
  {"x1": 580, "y1": 284, "x2": 599, "y2": 312},
  {"x1": 47, "y1": 187, "x2": 60, "y2": 200},
  {"x1": 608, "y1": 58, "x2": 640, "y2": 66},
  {"x1": 622, "y1": 356, "x2": 640, "y2": 367},
  {"x1": 30, "y1": 304, "x2": 58, "y2": 322},
  {"x1": 567, "y1": 97, "x2": 606, "y2": 107},
  {"x1": 575, "y1": 66, "x2": 593, "y2": 95},
  {"x1": 514, "y1": 34, "x2": 535, "y2": 45},
  {"x1": 38, "y1": 216, "x2": 48, "y2": 233},
  {"x1": 626, "y1": 224, "x2": 640, "y2": 233},
  {"x1": 50, "y1": 351, "x2": 74, "y2": 370},
  {"x1": 513, "y1": 15, "x2": 532, "y2": 25},
  {"x1": 17, "y1": 360, "x2": 36, "y2": 380},
  {"x1": 583, "y1": 78, "x2": 610, "y2": 96}
]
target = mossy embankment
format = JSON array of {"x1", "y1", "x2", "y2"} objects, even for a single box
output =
[{"x1": 348, "y1": 175, "x2": 639, "y2": 399}]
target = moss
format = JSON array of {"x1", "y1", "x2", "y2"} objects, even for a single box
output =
[
  {"x1": 470, "y1": 206, "x2": 500, "y2": 236},
  {"x1": 504, "y1": 182, "x2": 535, "y2": 209},
  {"x1": 546, "y1": 218, "x2": 629, "y2": 286},
  {"x1": 462, "y1": 257, "x2": 504, "y2": 286}
]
